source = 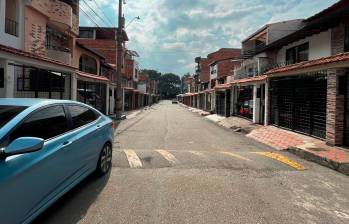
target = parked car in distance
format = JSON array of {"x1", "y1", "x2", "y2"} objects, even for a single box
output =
[
  {"x1": 172, "y1": 99, "x2": 178, "y2": 104},
  {"x1": 0, "y1": 99, "x2": 114, "y2": 224}
]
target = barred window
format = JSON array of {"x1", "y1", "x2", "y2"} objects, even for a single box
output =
[{"x1": 79, "y1": 54, "x2": 98, "y2": 75}]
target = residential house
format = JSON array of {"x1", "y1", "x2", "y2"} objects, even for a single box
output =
[
  {"x1": 0, "y1": 0, "x2": 79, "y2": 100},
  {"x1": 229, "y1": 0, "x2": 349, "y2": 147},
  {"x1": 77, "y1": 26, "x2": 129, "y2": 113},
  {"x1": 72, "y1": 41, "x2": 114, "y2": 114},
  {"x1": 208, "y1": 48, "x2": 241, "y2": 117},
  {"x1": 232, "y1": 20, "x2": 303, "y2": 123}
]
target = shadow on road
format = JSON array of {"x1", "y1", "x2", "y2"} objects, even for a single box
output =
[{"x1": 33, "y1": 172, "x2": 110, "y2": 224}]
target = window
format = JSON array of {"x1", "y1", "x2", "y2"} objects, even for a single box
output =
[
  {"x1": 79, "y1": 30, "x2": 94, "y2": 39},
  {"x1": 5, "y1": 0, "x2": 18, "y2": 36},
  {"x1": 46, "y1": 27, "x2": 70, "y2": 52},
  {"x1": 17, "y1": 68, "x2": 65, "y2": 92},
  {"x1": 0, "y1": 106, "x2": 27, "y2": 129},
  {"x1": 286, "y1": 43, "x2": 309, "y2": 64},
  {"x1": 345, "y1": 24, "x2": 349, "y2": 52},
  {"x1": 10, "y1": 106, "x2": 68, "y2": 141},
  {"x1": 0, "y1": 68, "x2": 4, "y2": 88},
  {"x1": 79, "y1": 54, "x2": 98, "y2": 75},
  {"x1": 68, "y1": 105, "x2": 99, "y2": 129}
]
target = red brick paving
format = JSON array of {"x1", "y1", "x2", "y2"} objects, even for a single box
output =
[
  {"x1": 247, "y1": 126, "x2": 305, "y2": 150},
  {"x1": 247, "y1": 126, "x2": 349, "y2": 165}
]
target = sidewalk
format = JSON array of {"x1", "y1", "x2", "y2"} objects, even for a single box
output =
[{"x1": 182, "y1": 104, "x2": 349, "y2": 175}]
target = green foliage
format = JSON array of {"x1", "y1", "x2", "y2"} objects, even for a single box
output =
[
  {"x1": 142, "y1": 69, "x2": 162, "y2": 81},
  {"x1": 159, "y1": 73, "x2": 181, "y2": 99}
]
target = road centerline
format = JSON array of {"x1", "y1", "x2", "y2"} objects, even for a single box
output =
[
  {"x1": 252, "y1": 152, "x2": 306, "y2": 170},
  {"x1": 220, "y1": 151, "x2": 252, "y2": 162}
]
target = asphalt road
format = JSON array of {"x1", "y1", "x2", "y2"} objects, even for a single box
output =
[{"x1": 35, "y1": 100, "x2": 349, "y2": 224}]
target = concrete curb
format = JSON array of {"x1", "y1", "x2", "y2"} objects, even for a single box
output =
[{"x1": 286, "y1": 147, "x2": 349, "y2": 176}]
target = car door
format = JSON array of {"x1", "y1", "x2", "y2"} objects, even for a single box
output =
[
  {"x1": 65, "y1": 104, "x2": 104, "y2": 171},
  {"x1": 0, "y1": 105, "x2": 78, "y2": 224}
]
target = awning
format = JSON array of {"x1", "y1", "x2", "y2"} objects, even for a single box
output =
[
  {"x1": 76, "y1": 71, "x2": 109, "y2": 83},
  {"x1": 264, "y1": 52, "x2": 349, "y2": 76},
  {"x1": 230, "y1": 75, "x2": 267, "y2": 85},
  {"x1": 214, "y1": 83, "x2": 232, "y2": 90},
  {"x1": 0, "y1": 44, "x2": 77, "y2": 73}
]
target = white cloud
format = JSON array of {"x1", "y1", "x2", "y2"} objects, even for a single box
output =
[{"x1": 79, "y1": 0, "x2": 339, "y2": 76}]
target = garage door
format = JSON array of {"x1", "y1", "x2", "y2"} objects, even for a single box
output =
[{"x1": 270, "y1": 74, "x2": 327, "y2": 139}]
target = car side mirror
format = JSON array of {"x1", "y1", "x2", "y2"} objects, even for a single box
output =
[{"x1": 4, "y1": 137, "x2": 44, "y2": 157}]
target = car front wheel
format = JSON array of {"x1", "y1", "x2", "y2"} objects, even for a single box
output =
[{"x1": 96, "y1": 143, "x2": 112, "y2": 175}]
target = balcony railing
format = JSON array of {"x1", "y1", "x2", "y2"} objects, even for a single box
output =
[
  {"x1": 5, "y1": 18, "x2": 18, "y2": 37},
  {"x1": 242, "y1": 42, "x2": 266, "y2": 59}
]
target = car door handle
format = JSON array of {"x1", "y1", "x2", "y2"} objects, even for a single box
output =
[
  {"x1": 62, "y1": 141, "x2": 73, "y2": 147},
  {"x1": 96, "y1": 125, "x2": 102, "y2": 130}
]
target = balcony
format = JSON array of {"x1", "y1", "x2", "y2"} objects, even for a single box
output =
[
  {"x1": 47, "y1": 48, "x2": 72, "y2": 65},
  {"x1": 28, "y1": 0, "x2": 73, "y2": 32},
  {"x1": 5, "y1": 18, "x2": 18, "y2": 37},
  {"x1": 242, "y1": 42, "x2": 266, "y2": 59}
]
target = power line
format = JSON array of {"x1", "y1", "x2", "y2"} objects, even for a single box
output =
[
  {"x1": 81, "y1": 0, "x2": 113, "y2": 27},
  {"x1": 91, "y1": 0, "x2": 116, "y2": 26},
  {"x1": 79, "y1": 5, "x2": 102, "y2": 28}
]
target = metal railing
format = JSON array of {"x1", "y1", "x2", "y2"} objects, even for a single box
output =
[{"x1": 5, "y1": 18, "x2": 18, "y2": 37}]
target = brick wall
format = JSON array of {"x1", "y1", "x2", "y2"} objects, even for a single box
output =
[
  {"x1": 199, "y1": 58, "x2": 210, "y2": 83},
  {"x1": 76, "y1": 39, "x2": 117, "y2": 64},
  {"x1": 331, "y1": 23, "x2": 345, "y2": 55},
  {"x1": 326, "y1": 69, "x2": 346, "y2": 145},
  {"x1": 25, "y1": 7, "x2": 47, "y2": 56}
]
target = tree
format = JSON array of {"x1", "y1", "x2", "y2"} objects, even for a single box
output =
[
  {"x1": 159, "y1": 73, "x2": 181, "y2": 99},
  {"x1": 181, "y1": 73, "x2": 191, "y2": 93},
  {"x1": 142, "y1": 69, "x2": 161, "y2": 81}
]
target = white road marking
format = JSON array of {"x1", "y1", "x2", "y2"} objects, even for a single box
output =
[
  {"x1": 220, "y1": 151, "x2": 252, "y2": 162},
  {"x1": 189, "y1": 151, "x2": 206, "y2": 158},
  {"x1": 124, "y1": 150, "x2": 143, "y2": 168},
  {"x1": 156, "y1": 150, "x2": 178, "y2": 165}
]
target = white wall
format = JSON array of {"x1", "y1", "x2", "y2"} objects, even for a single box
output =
[
  {"x1": 210, "y1": 64, "x2": 217, "y2": 80},
  {"x1": 133, "y1": 60, "x2": 139, "y2": 82},
  {"x1": 0, "y1": 0, "x2": 24, "y2": 49},
  {"x1": 137, "y1": 83, "x2": 146, "y2": 93},
  {"x1": 276, "y1": 30, "x2": 332, "y2": 63}
]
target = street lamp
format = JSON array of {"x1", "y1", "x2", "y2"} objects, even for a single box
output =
[{"x1": 126, "y1": 16, "x2": 140, "y2": 28}]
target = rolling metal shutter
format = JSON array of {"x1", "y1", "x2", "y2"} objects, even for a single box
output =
[{"x1": 270, "y1": 74, "x2": 327, "y2": 139}]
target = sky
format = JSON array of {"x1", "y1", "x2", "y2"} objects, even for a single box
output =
[{"x1": 79, "y1": 0, "x2": 338, "y2": 76}]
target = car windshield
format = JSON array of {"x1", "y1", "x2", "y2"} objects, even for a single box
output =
[{"x1": 0, "y1": 106, "x2": 27, "y2": 129}]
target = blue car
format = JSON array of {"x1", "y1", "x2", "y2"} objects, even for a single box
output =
[{"x1": 0, "y1": 99, "x2": 114, "y2": 224}]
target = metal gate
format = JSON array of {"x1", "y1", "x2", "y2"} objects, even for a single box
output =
[
  {"x1": 270, "y1": 74, "x2": 327, "y2": 139},
  {"x1": 216, "y1": 91, "x2": 226, "y2": 116}
]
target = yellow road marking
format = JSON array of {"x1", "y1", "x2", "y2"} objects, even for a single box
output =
[
  {"x1": 124, "y1": 150, "x2": 143, "y2": 168},
  {"x1": 156, "y1": 150, "x2": 178, "y2": 165},
  {"x1": 253, "y1": 152, "x2": 305, "y2": 170},
  {"x1": 220, "y1": 151, "x2": 251, "y2": 162},
  {"x1": 189, "y1": 151, "x2": 206, "y2": 158}
]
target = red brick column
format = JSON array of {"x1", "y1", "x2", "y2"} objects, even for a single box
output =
[{"x1": 326, "y1": 69, "x2": 346, "y2": 146}]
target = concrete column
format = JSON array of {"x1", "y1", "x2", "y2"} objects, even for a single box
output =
[
  {"x1": 326, "y1": 69, "x2": 346, "y2": 146},
  {"x1": 253, "y1": 84, "x2": 260, "y2": 124},
  {"x1": 264, "y1": 81, "x2": 270, "y2": 126},
  {"x1": 5, "y1": 61, "x2": 14, "y2": 98},
  {"x1": 122, "y1": 88, "x2": 125, "y2": 112},
  {"x1": 106, "y1": 84, "x2": 110, "y2": 115},
  {"x1": 71, "y1": 73, "x2": 77, "y2": 101},
  {"x1": 230, "y1": 86, "x2": 234, "y2": 116}
]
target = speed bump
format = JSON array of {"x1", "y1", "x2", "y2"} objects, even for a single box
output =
[{"x1": 253, "y1": 152, "x2": 306, "y2": 171}]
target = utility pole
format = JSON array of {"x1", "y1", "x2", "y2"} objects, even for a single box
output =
[{"x1": 116, "y1": 0, "x2": 124, "y2": 119}]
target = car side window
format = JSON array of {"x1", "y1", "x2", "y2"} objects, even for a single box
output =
[
  {"x1": 68, "y1": 105, "x2": 99, "y2": 129},
  {"x1": 10, "y1": 105, "x2": 69, "y2": 141}
]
